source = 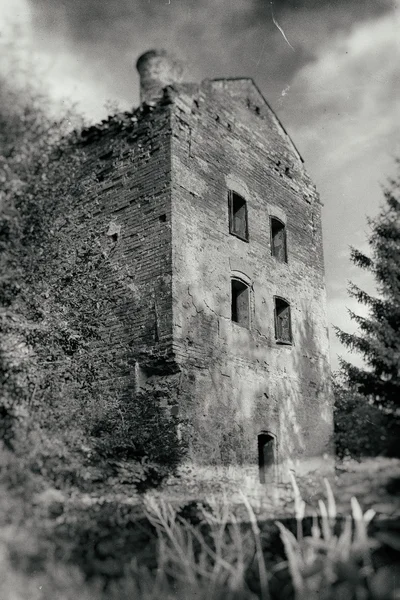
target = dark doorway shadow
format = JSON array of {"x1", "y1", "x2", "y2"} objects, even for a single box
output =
[{"x1": 258, "y1": 432, "x2": 277, "y2": 484}]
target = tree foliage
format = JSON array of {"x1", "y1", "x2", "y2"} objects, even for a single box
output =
[
  {"x1": 335, "y1": 161, "x2": 400, "y2": 410},
  {"x1": 333, "y1": 376, "x2": 398, "y2": 459},
  {"x1": 0, "y1": 59, "x2": 184, "y2": 494}
]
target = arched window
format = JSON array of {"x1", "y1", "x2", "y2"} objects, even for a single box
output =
[
  {"x1": 270, "y1": 217, "x2": 287, "y2": 262},
  {"x1": 258, "y1": 432, "x2": 277, "y2": 483},
  {"x1": 231, "y1": 278, "x2": 250, "y2": 328},
  {"x1": 274, "y1": 297, "x2": 292, "y2": 343},
  {"x1": 228, "y1": 190, "x2": 249, "y2": 241}
]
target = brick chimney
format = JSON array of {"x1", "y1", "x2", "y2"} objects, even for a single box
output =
[{"x1": 136, "y1": 49, "x2": 185, "y2": 105}]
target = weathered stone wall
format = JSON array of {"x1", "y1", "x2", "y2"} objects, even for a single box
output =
[
  {"x1": 63, "y1": 67, "x2": 333, "y2": 478},
  {"x1": 66, "y1": 105, "x2": 176, "y2": 399},
  {"x1": 169, "y1": 80, "x2": 333, "y2": 476}
]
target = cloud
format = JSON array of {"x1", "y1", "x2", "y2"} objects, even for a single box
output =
[
  {"x1": 3, "y1": 0, "x2": 392, "y2": 119},
  {"x1": 0, "y1": 0, "x2": 30, "y2": 30},
  {"x1": 286, "y1": 10, "x2": 400, "y2": 170},
  {"x1": 277, "y1": 10, "x2": 400, "y2": 368},
  {"x1": 0, "y1": 0, "x2": 32, "y2": 62}
]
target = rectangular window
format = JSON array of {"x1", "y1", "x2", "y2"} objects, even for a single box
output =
[
  {"x1": 274, "y1": 297, "x2": 292, "y2": 343},
  {"x1": 271, "y1": 217, "x2": 287, "y2": 262},
  {"x1": 229, "y1": 191, "x2": 249, "y2": 241},
  {"x1": 231, "y1": 279, "x2": 250, "y2": 328}
]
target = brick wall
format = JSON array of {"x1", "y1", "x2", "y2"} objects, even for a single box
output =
[
  {"x1": 67, "y1": 104, "x2": 176, "y2": 400},
  {"x1": 64, "y1": 74, "x2": 334, "y2": 478},
  {"x1": 169, "y1": 80, "x2": 333, "y2": 475}
]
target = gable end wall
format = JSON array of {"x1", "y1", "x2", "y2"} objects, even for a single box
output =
[{"x1": 170, "y1": 86, "x2": 333, "y2": 474}]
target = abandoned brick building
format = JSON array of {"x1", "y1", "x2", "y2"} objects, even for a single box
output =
[{"x1": 78, "y1": 49, "x2": 334, "y2": 481}]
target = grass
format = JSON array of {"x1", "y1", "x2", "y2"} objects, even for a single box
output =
[
  {"x1": 140, "y1": 478, "x2": 399, "y2": 600},
  {"x1": 0, "y1": 461, "x2": 399, "y2": 599}
]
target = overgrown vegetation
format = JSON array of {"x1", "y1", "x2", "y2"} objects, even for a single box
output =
[
  {"x1": 333, "y1": 377, "x2": 398, "y2": 460},
  {"x1": 0, "y1": 56, "x2": 184, "y2": 496},
  {"x1": 0, "y1": 473, "x2": 399, "y2": 600}
]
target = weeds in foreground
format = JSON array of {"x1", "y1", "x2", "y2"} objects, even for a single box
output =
[
  {"x1": 277, "y1": 476, "x2": 388, "y2": 600},
  {"x1": 138, "y1": 477, "x2": 398, "y2": 600},
  {"x1": 0, "y1": 477, "x2": 399, "y2": 599}
]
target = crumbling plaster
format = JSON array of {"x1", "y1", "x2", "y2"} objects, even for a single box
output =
[
  {"x1": 170, "y1": 81, "x2": 333, "y2": 475},
  {"x1": 67, "y1": 58, "x2": 334, "y2": 479}
]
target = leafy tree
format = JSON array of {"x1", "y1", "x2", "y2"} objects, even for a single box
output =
[
  {"x1": 335, "y1": 161, "x2": 400, "y2": 411},
  {"x1": 332, "y1": 375, "x2": 398, "y2": 459},
  {"x1": 0, "y1": 50, "x2": 184, "y2": 494}
]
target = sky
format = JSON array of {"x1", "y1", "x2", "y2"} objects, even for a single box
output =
[{"x1": 1, "y1": 0, "x2": 400, "y2": 369}]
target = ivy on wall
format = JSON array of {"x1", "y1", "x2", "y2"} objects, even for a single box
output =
[{"x1": 0, "y1": 70, "x2": 184, "y2": 495}]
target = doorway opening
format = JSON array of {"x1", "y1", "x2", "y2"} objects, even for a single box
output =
[{"x1": 258, "y1": 432, "x2": 277, "y2": 484}]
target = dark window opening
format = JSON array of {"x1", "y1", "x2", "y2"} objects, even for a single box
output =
[
  {"x1": 231, "y1": 279, "x2": 250, "y2": 328},
  {"x1": 229, "y1": 191, "x2": 249, "y2": 241},
  {"x1": 258, "y1": 433, "x2": 276, "y2": 484},
  {"x1": 274, "y1": 297, "x2": 292, "y2": 344},
  {"x1": 271, "y1": 217, "x2": 287, "y2": 263}
]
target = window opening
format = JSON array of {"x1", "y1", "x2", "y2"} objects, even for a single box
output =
[
  {"x1": 258, "y1": 433, "x2": 276, "y2": 484},
  {"x1": 270, "y1": 217, "x2": 287, "y2": 262},
  {"x1": 229, "y1": 191, "x2": 249, "y2": 241},
  {"x1": 231, "y1": 279, "x2": 250, "y2": 328},
  {"x1": 274, "y1": 297, "x2": 292, "y2": 343}
]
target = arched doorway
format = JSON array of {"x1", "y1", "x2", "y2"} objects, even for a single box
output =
[{"x1": 258, "y1": 432, "x2": 277, "y2": 484}]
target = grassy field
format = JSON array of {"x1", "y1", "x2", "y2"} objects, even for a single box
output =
[{"x1": 0, "y1": 458, "x2": 399, "y2": 599}]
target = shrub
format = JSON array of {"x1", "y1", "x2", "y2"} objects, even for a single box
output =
[
  {"x1": 0, "y1": 67, "x2": 185, "y2": 495},
  {"x1": 275, "y1": 479, "x2": 398, "y2": 600},
  {"x1": 333, "y1": 378, "x2": 399, "y2": 460},
  {"x1": 91, "y1": 389, "x2": 186, "y2": 491}
]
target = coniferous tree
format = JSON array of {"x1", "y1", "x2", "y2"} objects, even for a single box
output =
[{"x1": 335, "y1": 160, "x2": 400, "y2": 411}]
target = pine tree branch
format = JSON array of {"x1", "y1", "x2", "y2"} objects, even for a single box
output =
[
  {"x1": 347, "y1": 282, "x2": 378, "y2": 307},
  {"x1": 350, "y1": 246, "x2": 373, "y2": 269}
]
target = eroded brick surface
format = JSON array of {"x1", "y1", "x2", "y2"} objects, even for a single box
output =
[
  {"x1": 169, "y1": 79, "x2": 333, "y2": 475},
  {"x1": 68, "y1": 105, "x2": 177, "y2": 401},
  {"x1": 68, "y1": 56, "x2": 333, "y2": 479}
]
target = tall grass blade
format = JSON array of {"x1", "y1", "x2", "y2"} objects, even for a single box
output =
[
  {"x1": 324, "y1": 479, "x2": 337, "y2": 519},
  {"x1": 336, "y1": 515, "x2": 353, "y2": 562},
  {"x1": 311, "y1": 512, "x2": 321, "y2": 540},
  {"x1": 351, "y1": 497, "x2": 369, "y2": 547},
  {"x1": 240, "y1": 491, "x2": 270, "y2": 600},
  {"x1": 289, "y1": 471, "x2": 306, "y2": 541},
  {"x1": 318, "y1": 499, "x2": 332, "y2": 541},
  {"x1": 276, "y1": 522, "x2": 305, "y2": 600}
]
